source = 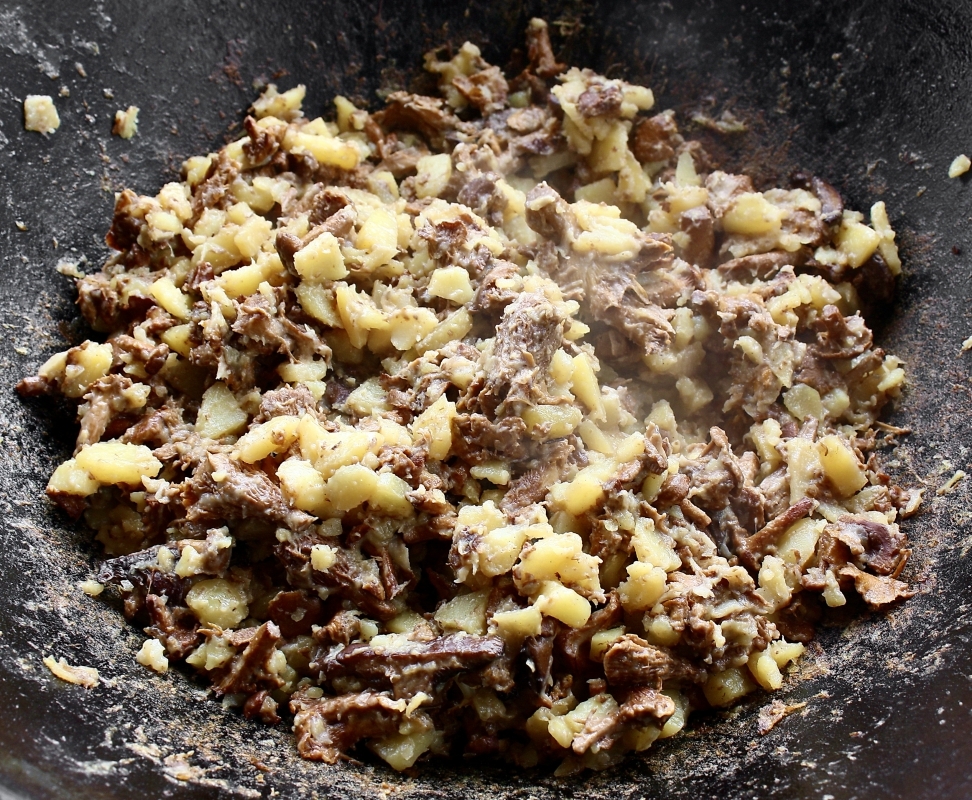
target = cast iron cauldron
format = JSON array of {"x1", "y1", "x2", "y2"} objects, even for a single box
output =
[{"x1": 2, "y1": 1, "x2": 971, "y2": 797}]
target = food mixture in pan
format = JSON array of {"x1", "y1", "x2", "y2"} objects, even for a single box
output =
[{"x1": 19, "y1": 19, "x2": 919, "y2": 773}]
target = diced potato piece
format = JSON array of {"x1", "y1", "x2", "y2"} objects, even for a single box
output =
[
  {"x1": 75, "y1": 442, "x2": 162, "y2": 486},
  {"x1": 136, "y1": 639, "x2": 168, "y2": 673},
  {"x1": 818, "y1": 434, "x2": 867, "y2": 497},
  {"x1": 294, "y1": 232, "x2": 348, "y2": 281},
  {"x1": 370, "y1": 472, "x2": 414, "y2": 517},
  {"x1": 185, "y1": 636, "x2": 235, "y2": 671},
  {"x1": 251, "y1": 83, "x2": 306, "y2": 120},
  {"x1": 146, "y1": 275, "x2": 188, "y2": 319},
  {"x1": 356, "y1": 208, "x2": 399, "y2": 266},
  {"x1": 469, "y1": 461, "x2": 511, "y2": 486},
  {"x1": 185, "y1": 578, "x2": 249, "y2": 628},
  {"x1": 549, "y1": 459, "x2": 615, "y2": 515},
  {"x1": 835, "y1": 216, "x2": 881, "y2": 268},
  {"x1": 24, "y1": 95, "x2": 60, "y2": 134},
  {"x1": 370, "y1": 727, "x2": 435, "y2": 771},
  {"x1": 233, "y1": 214, "x2": 273, "y2": 259},
  {"x1": 196, "y1": 382, "x2": 248, "y2": 439},
  {"x1": 235, "y1": 415, "x2": 300, "y2": 463},
  {"x1": 533, "y1": 581, "x2": 591, "y2": 628},
  {"x1": 47, "y1": 458, "x2": 99, "y2": 497},
  {"x1": 325, "y1": 463, "x2": 378, "y2": 511},
  {"x1": 427, "y1": 266, "x2": 474, "y2": 304},
  {"x1": 631, "y1": 519, "x2": 681, "y2": 571},
  {"x1": 618, "y1": 562, "x2": 667, "y2": 611},
  {"x1": 590, "y1": 626, "x2": 625, "y2": 661},
  {"x1": 769, "y1": 639, "x2": 805, "y2": 669},
  {"x1": 571, "y1": 354, "x2": 606, "y2": 421},
  {"x1": 310, "y1": 543, "x2": 337, "y2": 571},
  {"x1": 775, "y1": 518, "x2": 825, "y2": 568},
  {"x1": 658, "y1": 691, "x2": 689, "y2": 739},
  {"x1": 387, "y1": 307, "x2": 439, "y2": 351},
  {"x1": 645, "y1": 615, "x2": 681, "y2": 647},
  {"x1": 411, "y1": 395, "x2": 456, "y2": 461},
  {"x1": 296, "y1": 282, "x2": 342, "y2": 327},
  {"x1": 747, "y1": 648, "x2": 783, "y2": 691},
  {"x1": 160, "y1": 324, "x2": 192, "y2": 358},
  {"x1": 346, "y1": 377, "x2": 390, "y2": 416},
  {"x1": 278, "y1": 360, "x2": 328, "y2": 383},
  {"x1": 313, "y1": 429, "x2": 380, "y2": 479},
  {"x1": 491, "y1": 605, "x2": 542, "y2": 638},
  {"x1": 415, "y1": 153, "x2": 453, "y2": 199},
  {"x1": 434, "y1": 590, "x2": 489, "y2": 635},
  {"x1": 589, "y1": 122, "x2": 629, "y2": 172},
  {"x1": 722, "y1": 193, "x2": 783, "y2": 235},
  {"x1": 335, "y1": 282, "x2": 388, "y2": 349},
  {"x1": 785, "y1": 437, "x2": 823, "y2": 505},
  {"x1": 478, "y1": 524, "x2": 531, "y2": 577},
  {"x1": 703, "y1": 667, "x2": 756, "y2": 707},
  {"x1": 278, "y1": 458, "x2": 331, "y2": 516},
  {"x1": 575, "y1": 177, "x2": 616, "y2": 205},
  {"x1": 783, "y1": 383, "x2": 823, "y2": 422},
  {"x1": 284, "y1": 129, "x2": 359, "y2": 169},
  {"x1": 521, "y1": 404, "x2": 582, "y2": 439},
  {"x1": 41, "y1": 342, "x2": 113, "y2": 398},
  {"x1": 756, "y1": 554, "x2": 791, "y2": 608},
  {"x1": 516, "y1": 533, "x2": 602, "y2": 595}
]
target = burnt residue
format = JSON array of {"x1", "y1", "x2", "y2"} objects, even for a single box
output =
[{"x1": 2, "y1": 0, "x2": 972, "y2": 798}]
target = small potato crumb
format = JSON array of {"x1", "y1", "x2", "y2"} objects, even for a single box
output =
[
  {"x1": 43, "y1": 655, "x2": 99, "y2": 688},
  {"x1": 113, "y1": 106, "x2": 139, "y2": 139},
  {"x1": 79, "y1": 580, "x2": 104, "y2": 596},
  {"x1": 136, "y1": 638, "x2": 169, "y2": 673},
  {"x1": 949, "y1": 154, "x2": 971, "y2": 178},
  {"x1": 24, "y1": 95, "x2": 60, "y2": 134}
]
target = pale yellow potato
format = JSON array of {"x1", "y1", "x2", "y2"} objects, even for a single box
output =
[
  {"x1": 617, "y1": 562, "x2": 667, "y2": 612},
  {"x1": 40, "y1": 341, "x2": 113, "y2": 399},
  {"x1": 370, "y1": 472, "x2": 414, "y2": 517},
  {"x1": 369, "y1": 726, "x2": 436, "y2": 771},
  {"x1": 185, "y1": 636, "x2": 235, "y2": 671},
  {"x1": 310, "y1": 543, "x2": 338, "y2": 571},
  {"x1": 477, "y1": 524, "x2": 532, "y2": 578},
  {"x1": 516, "y1": 532, "x2": 602, "y2": 596},
  {"x1": 415, "y1": 153, "x2": 453, "y2": 199},
  {"x1": 521, "y1": 404, "x2": 582, "y2": 439},
  {"x1": 434, "y1": 590, "x2": 489, "y2": 635},
  {"x1": 835, "y1": 215, "x2": 881, "y2": 268},
  {"x1": 335, "y1": 282, "x2": 388, "y2": 348},
  {"x1": 284, "y1": 129, "x2": 359, "y2": 169},
  {"x1": 427, "y1": 266, "x2": 474, "y2": 304},
  {"x1": 75, "y1": 441, "x2": 162, "y2": 486},
  {"x1": 703, "y1": 667, "x2": 756, "y2": 707},
  {"x1": 818, "y1": 434, "x2": 867, "y2": 497},
  {"x1": 294, "y1": 232, "x2": 348, "y2": 281},
  {"x1": 631, "y1": 520, "x2": 681, "y2": 571},
  {"x1": 278, "y1": 360, "x2": 328, "y2": 383},
  {"x1": 325, "y1": 463, "x2": 378, "y2": 511},
  {"x1": 775, "y1": 518, "x2": 825, "y2": 568},
  {"x1": 532, "y1": 580, "x2": 591, "y2": 627},
  {"x1": 783, "y1": 383, "x2": 824, "y2": 422},
  {"x1": 747, "y1": 648, "x2": 783, "y2": 691},
  {"x1": 278, "y1": 458, "x2": 331, "y2": 516},
  {"x1": 589, "y1": 626, "x2": 625, "y2": 661},
  {"x1": 722, "y1": 193, "x2": 783, "y2": 235},
  {"x1": 411, "y1": 395, "x2": 456, "y2": 460},
  {"x1": 251, "y1": 83, "x2": 306, "y2": 120},
  {"x1": 196, "y1": 382, "x2": 248, "y2": 439},
  {"x1": 136, "y1": 639, "x2": 169, "y2": 673},
  {"x1": 47, "y1": 459, "x2": 99, "y2": 497},
  {"x1": 24, "y1": 95, "x2": 59, "y2": 134},
  {"x1": 490, "y1": 605, "x2": 542, "y2": 638},
  {"x1": 160, "y1": 324, "x2": 192, "y2": 358},
  {"x1": 234, "y1": 415, "x2": 301, "y2": 463},
  {"x1": 185, "y1": 578, "x2": 249, "y2": 629}
]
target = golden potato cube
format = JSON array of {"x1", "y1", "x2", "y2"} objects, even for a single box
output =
[
  {"x1": 783, "y1": 383, "x2": 824, "y2": 422},
  {"x1": 415, "y1": 308, "x2": 473, "y2": 355},
  {"x1": 278, "y1": 360, "x2": 328, "y2": 383},
  {"x1": 136, "y1": 639, "x2": 168, "y2": 673},
  {"x1": 548, "y1": 459, "x2": 614, "y2": 515},
  {"x1": 631, "y1": 520, "x2": 680, "y2": 571},
  {"x1": 294, "y1": 232, "x2": 348, "y2": 281},
  {"x1": 434, "y1": 590, "x2": 489, "y2": 635},
  {"x1": 703, "y1": 667, "x2": 756, "y2": 707},
  {"x1": 756, "y1": 554, "x2": 791, "y2": 608},
  {"x1": 47, "y1": 458, "x2": 99, "y2": 497},
  {"x1": 747, "y1": 649, "x2": 783, "y2": 691},
  {"x1": 387, "y1": 307, "x2": 439, "y2": 351},
  {"x1": 479, "y1": 524, "x2": 531, "y2": 577},
  {"x1": 251, "y1": 83, "x2": 306, "y2": 120},
  {"x1": 310, "y1": 543, "x2": 338, "y2": 571},
  {"x1": 589, "y1": 122, "x2": 629, "y2": 172},
  {"x1": 769, "y1": 639, "x2": 805, "y2": 669},
  {"x1": 24, "y1": 95, "x2": 60, "y2": 134},
  {"x1": 775, "y1": 518, "x2": 824, "y2": 568},
  {"x1": 185, "y1": 578, "x2": 249, "y2": 629},
  {"x1": 491, "y1": 605, "x2": 542, "y2": 638},
  {"x1": 818, "y1": 433, "x2": 867, "y2": 497},
  {"x1": 160, "y1": 324, "x2": 192, "y2": 358},
  {"x1": 722, "y1": 193, "x2": 783, "y2": 235},
  {"x1": 533, "y1": 581, "x2": 592, "y2": 628},
  {"x1": 314, "y1": 429, "x2": 378, "y2": 480},
  {"x1": 234, "y1": 415, "x2": 301, "y2": 463},
  {"x1": 574, "y1": 177, "x2": 617, "y2": 205},
  {"x1": 356, "y1": 208, "x2": 399, "y2": 261},
  {"x1": 658, "y1": 691, "x2": 688, "y2": 739},
  {"x1": 785, "y1": 437, "x2": 823, "y2": 505},
  {"x1": 196, "y1": 381, "x2": 249, "y2": 439},
  {"x1": 346, "y1": 377, "x2": 390, "y2": 416},
  {"x1": 415, "y1": 153, "x2": 453, "y2": 199},
  {"x1": 836, "y1": 217, "x2": 881, "y2": 268},
  {"x1": 521, "y1": 404, "x2": 582, "y2": 440},
  {"x1": 233, "y1": 214, "x2": 273, "y2": 259},
  {"x1": 75, "y1": 441, "x2": 162, "y2": 486},
  {"x1": 370, "y1": 472, "x2": 414, "y2": 517},
  {"x1": 516, "y1": 532, "x2": 602, "y2": 595},
  {"x1": 45, "y1": 341, "x2": 114, "y2": 399},
  {"x1": 295, "y1": 282, "x2": 342, "y2": 327},
  {"x1": 325, "y1": 463, "x2": 378, "y2": 511},
  {"x1": 284, "y1": 129, "x2": 359, "y2": 169},
  {"x1": 427, "y1": 266, "x2": 474, "y2": 304},
  {"x1": 571, "y1": 354, "x2": 606, "y2": 421},
  {"x1": 278, "y1": 458, "x2": 331, "y2": 516},
  {"x1": 618, "y1": 562, "x2": 667, "y2": 612},
  {"x1": 369, "y1": 727, "x2": 435, "y2": 771},
  {"x1": 589, "y1": 626, "x2": 625, "y2": 662},
  {"x1": 335, "y1": 282, "x2": 388, "y2": 349},
  {"x1": 411, "y1": 395, "x2": 457, "y2": 461}
]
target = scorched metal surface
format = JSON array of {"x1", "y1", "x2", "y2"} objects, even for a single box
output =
[{"x1": 1, "y1": 0, "x2": 971, "y2": 798}]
